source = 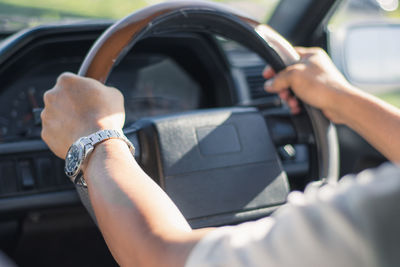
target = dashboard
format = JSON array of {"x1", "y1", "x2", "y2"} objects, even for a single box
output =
[
  {"x1": 0, "y1": 22, "x2": 310, "y2": 217},
  {"x1": 0, "y1": 23, "x2": 247, "y2": 202}
]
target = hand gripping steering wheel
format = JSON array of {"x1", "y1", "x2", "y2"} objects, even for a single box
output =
[{"x1": 76, "y1": 1, "x2": 339, "y2": 228}]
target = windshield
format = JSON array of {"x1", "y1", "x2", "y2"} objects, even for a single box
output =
[{"x1": 0, "y1": 0, "x2": 281, "y2": 32}]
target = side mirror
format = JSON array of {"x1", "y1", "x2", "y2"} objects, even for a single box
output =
[{"x1": 329, "y1": 23, "x2": 400, "y2": 91}]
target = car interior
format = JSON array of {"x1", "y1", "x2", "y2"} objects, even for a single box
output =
[{"x1": 0, "y1": 0, "x2": 393, "y2": 266}]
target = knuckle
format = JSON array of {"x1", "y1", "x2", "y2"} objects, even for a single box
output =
[
  {"x1": 57, "y1": 72, "x2": 76, "y2": 85},
  {"x1": 40, "y1": 109, "x2": 47, "y2": 122},
  {"x1": 43, "y1": 90, "x2": 54, "y2": 105},
  {"x1": 115, "y1": 88, "x2": 124, "y2": 99},
  {"x1": 110, "y1": 86, "x2": 124, "y2": 100}
]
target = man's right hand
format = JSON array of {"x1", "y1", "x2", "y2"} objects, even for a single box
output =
[
  {"x1": 41, "y1": 72, "x2": 125, "y2": 159},
  {"x1": 264, "y1": 47, "x2": 400, "y2": 163},
  {"x1": 263, "y1": 47, "x2": 358, "y2": 124}
]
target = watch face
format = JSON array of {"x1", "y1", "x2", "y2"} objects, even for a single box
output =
[{"x1": 64, "y1": 142, "x2": 84, "y2": 178}]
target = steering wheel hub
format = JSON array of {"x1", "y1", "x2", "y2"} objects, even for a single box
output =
[{"x1": 137, "y1": 108, "x2": 289, "y2": 226}]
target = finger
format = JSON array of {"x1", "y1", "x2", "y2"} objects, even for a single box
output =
[
  {"x1": 264, "y1": 68, "x2": 294, "y2": 94},
  {"x1": 56, "y1": 72, "x2": 77, "y2": 87},
  {"x1": 287, "y1": 97, "x2": 300, "y2": 114},
  {"x1": 262, "y1": 65, "x2": 275, "y2": 79},
  {"x1": 43, "y1": 89, "x2": 56, "y2": 107},
  {"x1": 264, "y1": 78, "x2": 274, "y2": 91},
  {"x1": 278, "y1": 90, "x2": 290, "y2": 101},
  {"x1": 287, "y1": 97, "x2": 299, "y2": 108}
]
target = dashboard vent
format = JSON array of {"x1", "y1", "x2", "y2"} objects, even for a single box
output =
[
  {"x1": 242, "y1": 65, "x2": 272, "y2": 99},
  {"x1": 0, "y1": 151, "x2": 73, "y2": 198}
]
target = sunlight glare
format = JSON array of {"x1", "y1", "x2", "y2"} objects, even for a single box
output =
[{"x1": 377, "y1": 0, "x2": 399, "y2": 11}]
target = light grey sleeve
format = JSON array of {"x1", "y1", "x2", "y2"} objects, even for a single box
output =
[{"x1": 185, "y1": 163, "x2": 400, "y2": 267}]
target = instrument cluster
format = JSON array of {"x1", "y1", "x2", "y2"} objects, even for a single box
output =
[{"x1": 0, "y1": 54, "x2": 203, "y2": 144}]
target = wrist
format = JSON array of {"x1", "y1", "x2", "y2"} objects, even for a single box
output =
[
  {"x1": 324, "y1": 84, "x2": 362, "y2": 125},
  {"x1": 82, "y1": 138, "x2": 133, "y2": 177},
  {"x1": 65, "y1": 129, "x2": 134, "y2": 185}
]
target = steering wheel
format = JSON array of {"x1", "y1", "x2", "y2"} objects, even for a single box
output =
[{"x1": 76, "y1": 1, "x2": 339, "y2": 228}]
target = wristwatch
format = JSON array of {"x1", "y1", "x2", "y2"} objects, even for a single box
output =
[{"x1": 64, "y1": 129, "x2": 135, "y2": 186}]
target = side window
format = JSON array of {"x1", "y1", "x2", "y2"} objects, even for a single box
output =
[{"x1": 328, "y1": 0, "x2": 400, "y2": 107}]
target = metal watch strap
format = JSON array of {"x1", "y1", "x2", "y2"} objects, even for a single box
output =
[
  {"x1": 74, "y1": 129, "x2": 135, "y2": 187},
  {"x1": 82, "y1": 129, "x2": 135, "y2": 155}
]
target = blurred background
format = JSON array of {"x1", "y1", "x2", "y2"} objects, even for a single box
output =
[{"x1": 0, "y1": 0, "x2": 399, "y2": 105}]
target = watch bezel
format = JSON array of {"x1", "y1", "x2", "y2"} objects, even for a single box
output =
[{"x1": 64, "y1": 139, "x2": 85, "y2": 179}]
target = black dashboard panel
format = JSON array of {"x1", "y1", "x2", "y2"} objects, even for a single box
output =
[
  {"x1": 0, "y1": 22, "x2": 308, "y2": 218},
  {"x1": 0, "y1": 22, "x2": 313, "y2": 213}
]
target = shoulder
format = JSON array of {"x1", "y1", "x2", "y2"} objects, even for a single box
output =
[{"x1": 185, "y1": 164, "x2": 400, "y2": 267}]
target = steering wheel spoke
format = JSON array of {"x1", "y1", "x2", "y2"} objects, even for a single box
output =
[{"x1": 263, "y1": 110, "x2": 317, "y2": 187}]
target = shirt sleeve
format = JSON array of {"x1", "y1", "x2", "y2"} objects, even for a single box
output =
[{"x1": 185, "y1": 163, "x2": 400, "y2": 267}]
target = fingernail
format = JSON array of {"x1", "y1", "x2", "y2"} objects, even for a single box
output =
[
  {"x1": 262, "y1": 66, "x2": 271, "y2": 75},
  {"x1": 264, "y1": 78, "x2": 274, "y2": 91}
]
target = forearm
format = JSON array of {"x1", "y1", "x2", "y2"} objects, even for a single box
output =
[
  {"x1": 338, "y1": 88, "x2": 400, "y2": 163},
  {"x1": 84, "y1": 139, "x2": 210, "y2": 266},
  {"x1": 40, "y1": 73, "x2": 210, "y2": 266}
]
